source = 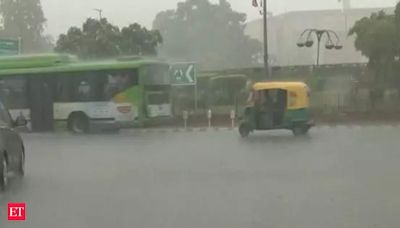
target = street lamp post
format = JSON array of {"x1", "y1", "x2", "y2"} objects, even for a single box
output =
[
  {"x1": 297, "y1": 29, "x2": 343, "y2": 66},
  {"x1": 252, "y1": 0, "x2": 269, "y2": 77},
  {"x1": 263, "y1": 0, "x2": 269, "y2": 75}
]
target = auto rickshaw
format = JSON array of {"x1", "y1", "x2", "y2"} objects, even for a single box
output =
[{"x1": 239, "y1": 81, "x2": 314, "y2": 137}]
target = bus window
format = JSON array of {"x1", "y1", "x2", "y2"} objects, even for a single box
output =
[
  {"x1": 55, "y1": 73, "x2": 106, "y2": 103},
  {"x1": 54, "y1": 70, "x2": 137, "y2": 102},
  {"x1": 55, "y1": 75, "x2": 72, "y2": 102},
  {"x1": 78, "y1": 81, "x2": 91, "y2": 101},
  {"x1": 104, "y1": 70, "x2": 138, "y2": 99}
]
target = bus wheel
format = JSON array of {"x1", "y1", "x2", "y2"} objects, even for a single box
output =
[{"x1": 68, "y1": 113, "x2": 89, "y2": 134}]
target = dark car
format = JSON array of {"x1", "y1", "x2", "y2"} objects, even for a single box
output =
[{"x1": 0, "y1": 102, "x2": 27, "y2": 191}]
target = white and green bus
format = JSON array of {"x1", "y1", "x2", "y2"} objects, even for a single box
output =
[{"x1": 0, "y1": 54, "x2": 172, "y2": 132}]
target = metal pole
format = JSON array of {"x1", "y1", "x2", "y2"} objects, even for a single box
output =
[
  {"x1": 94, "y1": 9, "x2": 103, "y2": 20},
  {"x1": 316, "y1": 32, "x2": 323, "y2": 66},
  {"x1": 230, "y1": 110, "x2": 236, "y2": 129},
  {"x1": 263, "y1": 0, "x2": 269, "y2": 76},
  {"x1": 194, "y1": 66, "x2": 198, "y2": 113},
  {"x1": 183, "y1": 111, "x2": 188, "y2": 129},
  {"x1": 194, "y1": 84, "x2": 198, "y2": 113},
  {"x1": 207, "y1": 109, "x2": 212, "y2": 129},
  {"x1": 18, "y1": 37, "x2": 22, "y2": 55},
  {"x1": 316, "y1": 39, "x2": 321, "y2": 66}
]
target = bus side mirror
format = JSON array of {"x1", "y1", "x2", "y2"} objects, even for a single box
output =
[{"x1": 14, "y1": 116, "x2": 28, "y2": 127}]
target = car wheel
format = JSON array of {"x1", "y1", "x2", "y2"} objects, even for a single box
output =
[
  {"x1": 0, "y1": 154, "x2": 8, "y2": 191},
  {"x1": 68, "y1": 113, "x2": 89, "y2": 134}
]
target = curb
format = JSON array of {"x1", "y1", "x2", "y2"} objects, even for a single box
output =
[
  {"x1": 125, "y1": 124, "x2": 400, "y2": 134},
  {"x1": 126, "y1": 127, "x2": 237, "y2": 134}
]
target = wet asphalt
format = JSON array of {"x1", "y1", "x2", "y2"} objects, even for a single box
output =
[{"x1": 1, "y1": 125, "x2": 400, "y2": 228}]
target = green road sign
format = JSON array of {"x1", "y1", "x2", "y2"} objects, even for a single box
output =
[
  {"x1": 0, "y1": 39, "x2": 19, "y2": 56},
  {"x1": 170, "y1": 63, "x2": 196, "y2": 85}
]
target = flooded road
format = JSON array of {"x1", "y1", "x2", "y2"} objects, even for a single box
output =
[{"x1": 1, "y1": 126, "x2": 399, "y2": 228}]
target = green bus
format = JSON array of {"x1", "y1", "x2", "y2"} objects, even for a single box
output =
[{"x1": 0, "y1": 54, "x2": 172, "y2": 132}]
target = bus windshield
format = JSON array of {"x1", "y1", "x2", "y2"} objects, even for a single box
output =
[
  {"x1": 142, "y1": 65, "x2": 170, "y2": 85},
  {"x1": 147, "y1": 92, "x2": 170, "y2": 105}
]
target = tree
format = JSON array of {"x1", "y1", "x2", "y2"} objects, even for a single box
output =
[
  {"x1": 120, "y1": 23, "x2": 162, "y2": 56},
  {"x1": 349, "y1": 11, "x2": 398, "y2": 77},
  {"x1": 153, "y1": 0, "x2": 262, "y2": 70},
  {"x1": 0, "y1": 0, "x2": 49, "y2": 53},
  {"x1": 55, "y1": 27, "x2": 84, "y2": 56},
  {"x1": 55, "y1": 18, "x2": 162, "y2": 59},
  {"x1": 349, "y1": 10, "x2": 399, "y2": 107},
  {"x1": 55, "y1": 18, "x2": 121, "y2": 59}
]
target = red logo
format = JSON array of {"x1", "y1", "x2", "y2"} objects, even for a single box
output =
[{"x1": 8, "y1": 203, "x2": 26, "y2": 221}]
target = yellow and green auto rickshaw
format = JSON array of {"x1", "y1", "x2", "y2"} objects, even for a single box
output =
[{"x1": 239, "y1": 81, "x2": 314, "y2": 137}]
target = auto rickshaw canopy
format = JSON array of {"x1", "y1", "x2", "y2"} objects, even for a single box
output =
[
  {"x1": 252, "y1": 81, "x2": 310, "y2": 110},
  {"x1": 253, "y1": 81, "x2": 307, "y2": 91}
]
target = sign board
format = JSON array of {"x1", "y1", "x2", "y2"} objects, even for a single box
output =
[
  {"x1": 0, "y1": 39, "x2": 19, "y2": 56},
  {"x1": 170, "y1": 63, "x2": 196, "y2": 85}
]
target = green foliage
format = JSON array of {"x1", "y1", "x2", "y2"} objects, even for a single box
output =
[
  {"x1": 55, "y1": 18, "x2": 162, "y2": 59},
  {"x1": 153, "y1": 0, "x2": 262, "y2": 70},
  {"x1": 0, "y1": 0, "x2": 50, "y2": 53},
  {"x1": 349, "y1": 11, "x2": 398, "y2": 72},
  {"x1": 349, "y1": 7, "x2": 400, "y2": 106},
  {"x1": 120, "y1": 23, "x2": 162, "y2": 56}
]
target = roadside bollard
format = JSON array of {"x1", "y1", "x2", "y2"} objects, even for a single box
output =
[
  {"x1": 183, "y1": 111, "x2": 189, "y2": 129},
  {"x1": 230, "y1": 110, "x2": 236, "y2": 128},
  {"x1": 207, "y1": 109, "x2": 212, "y2": 129}
]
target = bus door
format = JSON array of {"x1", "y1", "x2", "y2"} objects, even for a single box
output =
[{"x1": 28, "y1": 76, "x2": 55, "y2": 132}]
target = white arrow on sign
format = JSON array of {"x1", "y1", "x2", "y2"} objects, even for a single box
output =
[{"x1": 185, "y1": 65, "x2": 194, "y2": 83}]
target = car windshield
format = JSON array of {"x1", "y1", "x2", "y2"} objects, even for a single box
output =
[
  {"x1": 1, "y1": 0, "x2": 399, "y2": 228},
  {"x1": 0, "y1": 102, "x2": 11, "y2": 126}
]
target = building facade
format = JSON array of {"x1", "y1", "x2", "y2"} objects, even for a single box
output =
[{"x1": 245, "y1": 7, "x2": 393, "y2": 66}]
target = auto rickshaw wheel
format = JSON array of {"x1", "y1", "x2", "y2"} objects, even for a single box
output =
[
  {"x1": 292, "y1": 126, "x2": 309, "y2": 136},
  {"x1": 239, "y1": 123, "x2": 251, "y2": 137}
]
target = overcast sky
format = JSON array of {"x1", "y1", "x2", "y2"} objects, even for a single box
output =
[{"x1": 42, "y1": 0, "x2": 398, "y2": 38}]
